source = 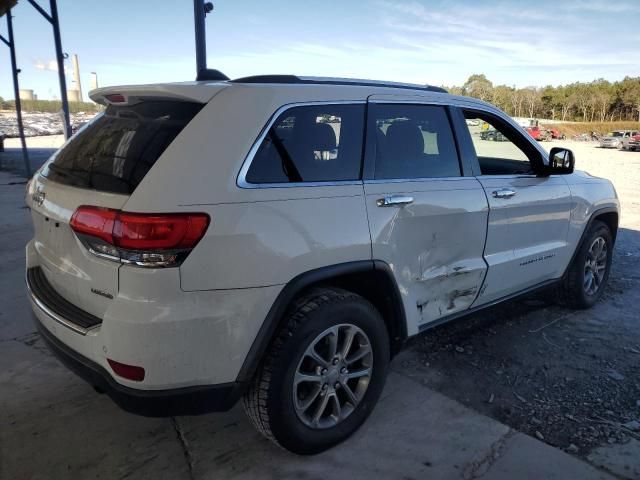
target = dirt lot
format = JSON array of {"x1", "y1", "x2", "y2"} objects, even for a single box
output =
[{"x1": 401, "y1": 140, "x2": 640, "y2": 459}]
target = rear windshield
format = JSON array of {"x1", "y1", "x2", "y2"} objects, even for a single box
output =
[{"x1": 41, "y1": 100, "x2": 203, "y2": 194}]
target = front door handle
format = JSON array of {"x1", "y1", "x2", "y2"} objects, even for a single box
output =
[
  {"x1": 376, "y1": 195, "x2": 414, "y2": 207},
  {"x1": 492, "y1": 188, "x2": 517, "y2": 199}
]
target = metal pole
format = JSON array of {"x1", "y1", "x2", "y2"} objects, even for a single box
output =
[
  {"x1": 193, "y1": 0, "x2": 207, "y2": 76},
  {"x1": 6, "y1": 11, "x2": 31, "y2": 177},
  {"x1": 49, "y1": 0, "x2": 71, "y2": 140}
]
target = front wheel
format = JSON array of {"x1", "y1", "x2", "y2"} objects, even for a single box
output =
[
  {"x1": 243, "y1": 288, "x2": 390, "y2": 454},
  {"x1": 559, "y1": 220, "x2": 613, "y2": 309}
]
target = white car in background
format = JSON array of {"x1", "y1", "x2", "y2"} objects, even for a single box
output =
[
  {"x1": 599, "y1": 130, "x2": 639, "y2": 149},
  {"x1": 26, "y1": 74, "x2": 619, "y2": 454}
]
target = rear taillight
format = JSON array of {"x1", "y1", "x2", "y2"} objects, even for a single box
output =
[{"x1": 70, "y1": 206, "x2": 209, "y2": 267}]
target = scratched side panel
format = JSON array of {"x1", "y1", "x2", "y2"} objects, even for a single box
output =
[{"x1": 364, "y1": 178, "x2": 488, "y2": 336}]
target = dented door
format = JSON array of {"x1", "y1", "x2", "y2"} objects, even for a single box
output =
[
  {"x1": 364, "y1": 178, "x2": 488, "y2": 334},
  {"x1": 363, "y1": 99, "x2": 489, "y2": 335}
]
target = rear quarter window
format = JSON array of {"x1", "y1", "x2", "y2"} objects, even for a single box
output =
[
  {"x1": 41, "y1": 100, "x2": 203, "y2": 194},
  {"x1": 245, "y1": 104, "x2": 365, "y2": 184}
]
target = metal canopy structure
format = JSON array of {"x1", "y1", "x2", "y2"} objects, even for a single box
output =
[
  {"x1": 1, "y1": 0, "x2": 215, "y2": 177},
  {"x1": 1, "y1": 0, "x2": 72, "y2": 177}
]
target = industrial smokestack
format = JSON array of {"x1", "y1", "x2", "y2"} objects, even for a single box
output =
[
  {"x1": 19, "y1": 89, "x2": 35, "y2": 101},
  {"x1": 72, "y1": 54, "x2": 83, "y2": 102},
  {"x1": 90, "y1": 72, "x2": 98, "y2": 90}
]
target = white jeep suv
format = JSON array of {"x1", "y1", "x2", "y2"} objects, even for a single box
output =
[{"x1": 25, "y1": 74, "x2": 619, "y2": 454}]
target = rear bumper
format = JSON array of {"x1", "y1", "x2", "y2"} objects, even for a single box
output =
[{"x1": 33, "y1": 311, "x2": 244, "y2": 416}]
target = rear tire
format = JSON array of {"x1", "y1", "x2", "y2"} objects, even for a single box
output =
[
  {"x1": 243, "y1": 287, "x2": 390, "y2": 454},
  {"x1": 559, "y1": 220, "x2": 613, "y2": 309}
]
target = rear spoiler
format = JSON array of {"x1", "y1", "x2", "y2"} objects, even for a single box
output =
[{"x1": 89, "y1": 82, "x2": 228, "y2": 106}]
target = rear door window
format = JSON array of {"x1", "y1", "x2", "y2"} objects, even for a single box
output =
[
  {"x1": 41, "y1": 100, "x2": 203, "y2": 194},
  {"x1": 369, "y1": 104, "x2": 461, "y2": 179},
  {"x1": 245, "y1": 104, "x2": 365, "y2": 184}
]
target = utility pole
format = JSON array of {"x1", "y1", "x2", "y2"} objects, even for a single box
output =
[{"x1": 193, "y1": 0, "x2": 214, "y2": 76}]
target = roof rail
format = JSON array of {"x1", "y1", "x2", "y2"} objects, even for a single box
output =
[
  {"x1": 230, "y1": 75, "x2": 447, "y2": 93},
  {"x1": 196, "y1": 68, "x2": 230, "y2": 81}
]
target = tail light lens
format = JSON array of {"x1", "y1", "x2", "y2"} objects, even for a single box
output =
[{"x1": 70, "y1": 206, "x2": 209, "y2": 267}]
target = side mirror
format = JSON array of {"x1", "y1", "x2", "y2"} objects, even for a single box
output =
[{"x1": 543, "y1": 147, "x2": 575, "y2": 175}]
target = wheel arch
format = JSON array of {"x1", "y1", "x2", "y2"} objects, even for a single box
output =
[
  {"x1": 564, "y1": 206, "x2": 619, "y2": 278},
  {"x1": 236, "y1": 260, "x2": 407, "y2": 384},
  {"x1": 592, "y1": 210, "x2": 619, "y2": 243}
]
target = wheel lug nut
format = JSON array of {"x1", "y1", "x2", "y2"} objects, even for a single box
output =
[
  {"x1": 340, "y1": 367, "x2": 347, "y2": 374},
  {"x1": 322, "y1": 383, "x2": 328, "y2": 390},
  {"x1": 334, "y1": 382, "x2": 340, "y2": 389},
  {"x1": 332, "y1": 358, "x2": 339, "y2": 365},
  {"x1": 321, "y1": 368, "x2": 328, "y2": 375}
]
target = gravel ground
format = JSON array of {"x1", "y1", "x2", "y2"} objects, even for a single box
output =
[{"x1": 401, "y1": 140, "x2": 640, "y2": 459}]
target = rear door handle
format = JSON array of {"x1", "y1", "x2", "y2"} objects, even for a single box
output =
[
  {"x1": 376, "y1": 195, "x2": 414, "y2": 207},
  {"x1": 492, "y1": 188, "x2": 517, "y2": 199}
]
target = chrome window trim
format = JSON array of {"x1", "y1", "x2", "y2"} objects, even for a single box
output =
[
  {"x1": 236, "y1": 100, "x2": 366, "y2": 189},
  {"x1": 364, "y1": 176, "x2": 474, "y2": 185}
]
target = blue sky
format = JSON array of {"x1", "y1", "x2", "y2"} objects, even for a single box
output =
[{"x1": 1, "y1": 0, "x2": 639, "y2": 101}]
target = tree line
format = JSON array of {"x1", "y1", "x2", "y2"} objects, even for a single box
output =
[{"x1": 446, "y1": 75, "x2": 640, "y2": 122}]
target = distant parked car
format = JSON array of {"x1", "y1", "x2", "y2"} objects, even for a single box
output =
[
  {"x1": 465, "y1": 119, "x2": 480, "y2": 126},
  {"x1": 628, "y1": 133, "x2": 640, "y2": 151},
  {"x1": 599, "y1": 130, "x2": 639, "y2": 150},
  {"x1": 480, "y1": 128, "x2": 508, "y2": 141},
  {"x1": 526, "y1": 126, "x2": 553, "y2": 141},
  {"x1": 545, "y1": 128, "x2": 564, "y2": 140}
]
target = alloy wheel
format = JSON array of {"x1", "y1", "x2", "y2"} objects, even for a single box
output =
[
  {"x1": 293, "y1": 324, "x2": 373, "y2": 429},
  {"x1": 584, "y1": 236, "x2": 607, "y2": 296}
]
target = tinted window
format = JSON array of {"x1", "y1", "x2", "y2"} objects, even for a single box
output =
[
  {"x1": 246, "y1": 104, "x2": 364, "y2": 183},
  {"x1": 42, "y1": 101, "x2": 203, "y2": 194},
  {"x1": 370, "y1": 104, "x2": 460, "y2": 179},
  {"x1": 463, "y1": 110, "x2": 538, "y2": 175}
]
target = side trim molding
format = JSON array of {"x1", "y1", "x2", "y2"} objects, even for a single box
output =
[{"x1": 418, "y1": 278, "x2": 559, "y2": 333}]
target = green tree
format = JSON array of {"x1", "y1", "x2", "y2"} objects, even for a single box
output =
[{"x1": 462, "y1": 74, "x2": 494, "y2": 101}]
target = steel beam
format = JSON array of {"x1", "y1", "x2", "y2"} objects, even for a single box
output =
[
  {"x1": 5, "y1": 11, "x2": 31, "y2": 177},
  {"x1": 49, "y1": 0, "x2": 71, "y2": 139}
]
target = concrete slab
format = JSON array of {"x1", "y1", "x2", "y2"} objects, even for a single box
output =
[
  {"x1": 176, "y1": 372, "x2": 509, "y2": 480},
  {"x1": 171, "y1": 373, "x2": 615, "y2": 480},
  {"x1": 487, "y1": 433, "x2": 613, "y2": 480},
  {"x1": 587, "y1": 439, "x2": 640, "y2": 480},
  {"x1": 0, "y1": 172, "x2": 35, "y2": 341},
  {"x1": 0, "y1": 339, "x2": 191, "y2": 480}
]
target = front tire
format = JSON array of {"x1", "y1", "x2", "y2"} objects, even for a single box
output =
[
  {"x1": 559, "y1": 220, "x2": 613, "y2": 309},
  {"x1": 243, "y1": 288, "x2": 390, "y2": 454}
]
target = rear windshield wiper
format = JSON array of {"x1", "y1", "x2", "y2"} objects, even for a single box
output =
[{"x1": 268, "y1": 128, "x2": 302, "y2": 182}]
